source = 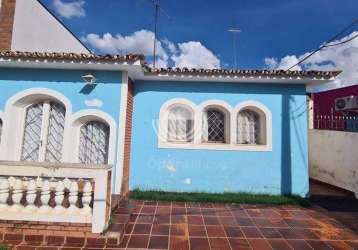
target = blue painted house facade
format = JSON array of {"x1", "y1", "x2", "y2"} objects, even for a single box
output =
[
  {"x1": 0, "y1": 51, "x2": 340, "y2": 197},
  {"x1": 130, "y1": 81, "x2": 308, "y2": 196}
]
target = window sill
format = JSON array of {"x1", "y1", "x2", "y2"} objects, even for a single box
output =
[{"x1": 158, "y1": 141, "x2": 272, "y2": 151}]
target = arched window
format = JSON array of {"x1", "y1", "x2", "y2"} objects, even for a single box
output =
[
  {"x1": 21, "y1": 101, "x2": 66, "y2": 162},
  {"x1": 167, "y1": 106, "x2": 193, "y2": 142},
  {"x1": 237, "y1": 110, "x2": 260, "y2": 144},
  {"x1": 79, "y1": 121, "x2": 110, "y2": 164},
  {"x1": 237, "y1": 107, "x2": 267, "y2": 145},
  {"x1": 203, "y1": 108, "x2": 227, "y2": 143}
]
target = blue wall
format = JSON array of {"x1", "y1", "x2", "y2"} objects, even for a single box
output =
[
  {"x1": 130, "y1": 81, "x2": 309, "y2": 197},
  {"x1": 0, "y1": 68, "x2": 122, "y2": 189},
  {"x1": 0, "y1": 68, "x2": 122, "y2": 116}
]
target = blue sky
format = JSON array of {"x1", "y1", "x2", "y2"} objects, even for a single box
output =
[{"x1": 42, "y1": 0, "x2": 357, "y2": 89}]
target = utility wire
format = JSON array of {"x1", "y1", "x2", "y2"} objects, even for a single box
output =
[
  {"x1": 287, "y1": 19, "x2": 358, "y2": 70},
  {"x1": 323, "y1": 33, "x2": 358, "y2": 47}
]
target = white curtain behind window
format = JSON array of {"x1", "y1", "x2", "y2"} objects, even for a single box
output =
[
  {"x1": 168, "y1": 106, "x2": 193, "y2": 142},
  {"x1": 79, "y1": 121, "x2": 110, "y2": 164},
  {"x1": 237, "y1": 110, "x2": 259, "y2": 144}
]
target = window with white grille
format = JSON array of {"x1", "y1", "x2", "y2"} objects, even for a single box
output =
[
  {"x1": 79, "y1": 121, "x2": 110, "y2": 165},
  {"x1": 45, "y1": 103, "x2": 66, "y2": 162},
  {"x1": 237, "y1": 110, "x2": 259, "y2": 144},
  {"x1": 21, "y1": 101, "x2": 66, "y2": 162},
  {"x1": 203, "y1": 109, "x2": 226, "y2": 143},
  {"x1": 168, "y1": 106, "x2": 193, "y2": 142}
]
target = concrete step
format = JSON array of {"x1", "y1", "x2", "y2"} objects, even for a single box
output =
[{"x1": 104, "y1": 200, "x2": 135, "y2": 246}]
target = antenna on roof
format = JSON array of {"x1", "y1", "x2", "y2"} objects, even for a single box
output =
[
  {"x1": 228, "y1": 27, "x2": 241, "y2": 69},
  {"x1": 147, "y1": 0, "x2": 170, "y2": 68}
]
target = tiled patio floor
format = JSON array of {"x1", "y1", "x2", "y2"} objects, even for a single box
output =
[
  {"x1": 3, "y1": 200, "x2": 358, "y2": 249},
  {"x1": 115, "y1": 200, "x2": 358, "y2": 250}
]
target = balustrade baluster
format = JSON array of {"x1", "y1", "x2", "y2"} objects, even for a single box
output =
[
  {"x1": 54, "y1": 181, "x2": 65, "y2": 213},
  {"x1": 63, "y1": 178, "x2": 71, "y2": 189},
  {"x1": 24, "y1": 179, "x2": 37, "y2": 213},
  {"x1": 0, "y1": 178, "x2": 9, "y2": 211},
  {"x1": 10, "y1": 178, "x2": 23, "y2": 212},
  {"x1": 81, "y1": 181, "x2": 92, "y2": 215},
  {"x1": 8, "y1": 176, "x2": 16, "y2": 188},
  {"x1": 67, "y1": 181, "x2": 79, "y2": 214},
  {"x1": 39, "y1": 179, "x2": 51, "y2": 213}
]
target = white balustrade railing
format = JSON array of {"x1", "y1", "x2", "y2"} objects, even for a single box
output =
[
  {"x1": 0, "y1": 161, "x2": 112, "y2": 233},
  {"x1": 0, "y1": 176, "x2": 93, "y2": 215}
]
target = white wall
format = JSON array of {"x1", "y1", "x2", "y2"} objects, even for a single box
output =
[
  {"x1": 11, "y1": 0, "x2": 89, "y2": 53},
  {"x1": 309, "y1": 129, "x2": 358, "y2": 197}
]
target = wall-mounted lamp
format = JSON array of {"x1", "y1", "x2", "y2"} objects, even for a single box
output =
[{"x1": 82, "y1": 74, "x2": 96, "y2": 85}]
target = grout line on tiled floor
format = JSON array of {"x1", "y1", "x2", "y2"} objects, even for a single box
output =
[
  {"x1": 222, "y1": 215, "x2": 233, "y2": 250},
  {"x1": 146, "y1": 202, "x2": 158, "y2": 249},
  {"x1": 125, "y1": 202, "x2": 144, "y2": 249},
  {"x1": 200, "y1": 204, "x2": 212, "y2": 250},
  {"x1": 240, "y1": 211, "x2": 254, "y2": 250},
  {"x1": 185, "y1": 202, "x2": 190, "y2": 250}
]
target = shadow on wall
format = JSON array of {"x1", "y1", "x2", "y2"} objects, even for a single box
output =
[
  {"x1": 80, "y1": 84, "x2": 97, "y2": 95},
  {"x1": 0, "y1": 68, "x2": 120, "y2": 84},
  {"x1": 281, "y1": 93, "x2": 292, "y2": 195}
]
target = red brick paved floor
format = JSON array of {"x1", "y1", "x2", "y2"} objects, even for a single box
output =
[{"x1": 3, "y1": 200, "x2": 358, "y2": 249}]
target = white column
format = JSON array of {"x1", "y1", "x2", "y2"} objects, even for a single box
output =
[{"x1": 92, "y1": 171, "x2": 108, "y2": 233}]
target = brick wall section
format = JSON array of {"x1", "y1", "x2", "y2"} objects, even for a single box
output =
[
  {"x1": 120, "y1": 78, "x2": 134, "y2": 196},
  {"x1": 0, "y1": 0, "x2": 16, "y2": 51}
]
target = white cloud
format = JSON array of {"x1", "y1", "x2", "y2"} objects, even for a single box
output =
[
  {"x1": 83, "y1": 30, "x2": 220, "y2": 69},
  {"x1": 85, "y1": 98, "x2": 103, "y2": 108},
  {"x1": 264, "y1": 55, "x2": 302, "y2": 71},
  {"x1": 183, "y1": 178, "x2": 192, "y2": 185},
  {"x1": 265, "y1": 31, "x2": 358, "y2": 91},
  {"x1": 53, "y1": 0, "x2": 85, "y2": 19},
  {"x1": 172, "y1": 41, "x2": 220, "y2": 69},
  {"x1": 162, "y1": 38, "x2": 177, "y2": 54},
  {"x1": 84, "y1": 30, "x2": 168, "y2": 65}
]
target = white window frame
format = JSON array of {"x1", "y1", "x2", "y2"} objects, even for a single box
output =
[
  {"x1": 19, "y1": 101, "x2": 67, "y2": 162},
  {"x1": 234, "y1": 101, "x2": 272, "y2": 151},
  {"x1": 237, "y1": 109, "x2": 262, "y2": 145},
  {"x1": 0, "y1": 88, "x2": 118, "y2": 166},
  {"x1": 78, "y1": 120, "x2": 110, "y2": 165},
  {"x1": 20, "y1": 101, "x2": 65, "y2": 162},
  {"x1": 68, "y1": 109, "x2": 117, "y2": 165},
  {"x1": 201, "y1": 105, "x2": 231, "y2": 144},
  {"x1": 158, "y1": 98, "x2": 196, "y2": 147},
  {"x1": 158, "y1": 99, "x2": 272, "y2": 151},
  {"x1": 0, "y1": 88, "x2": 72, "y2": 161},
  {"x1": 167, "y1": 105, "x2": 194, "y2": 143}
]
